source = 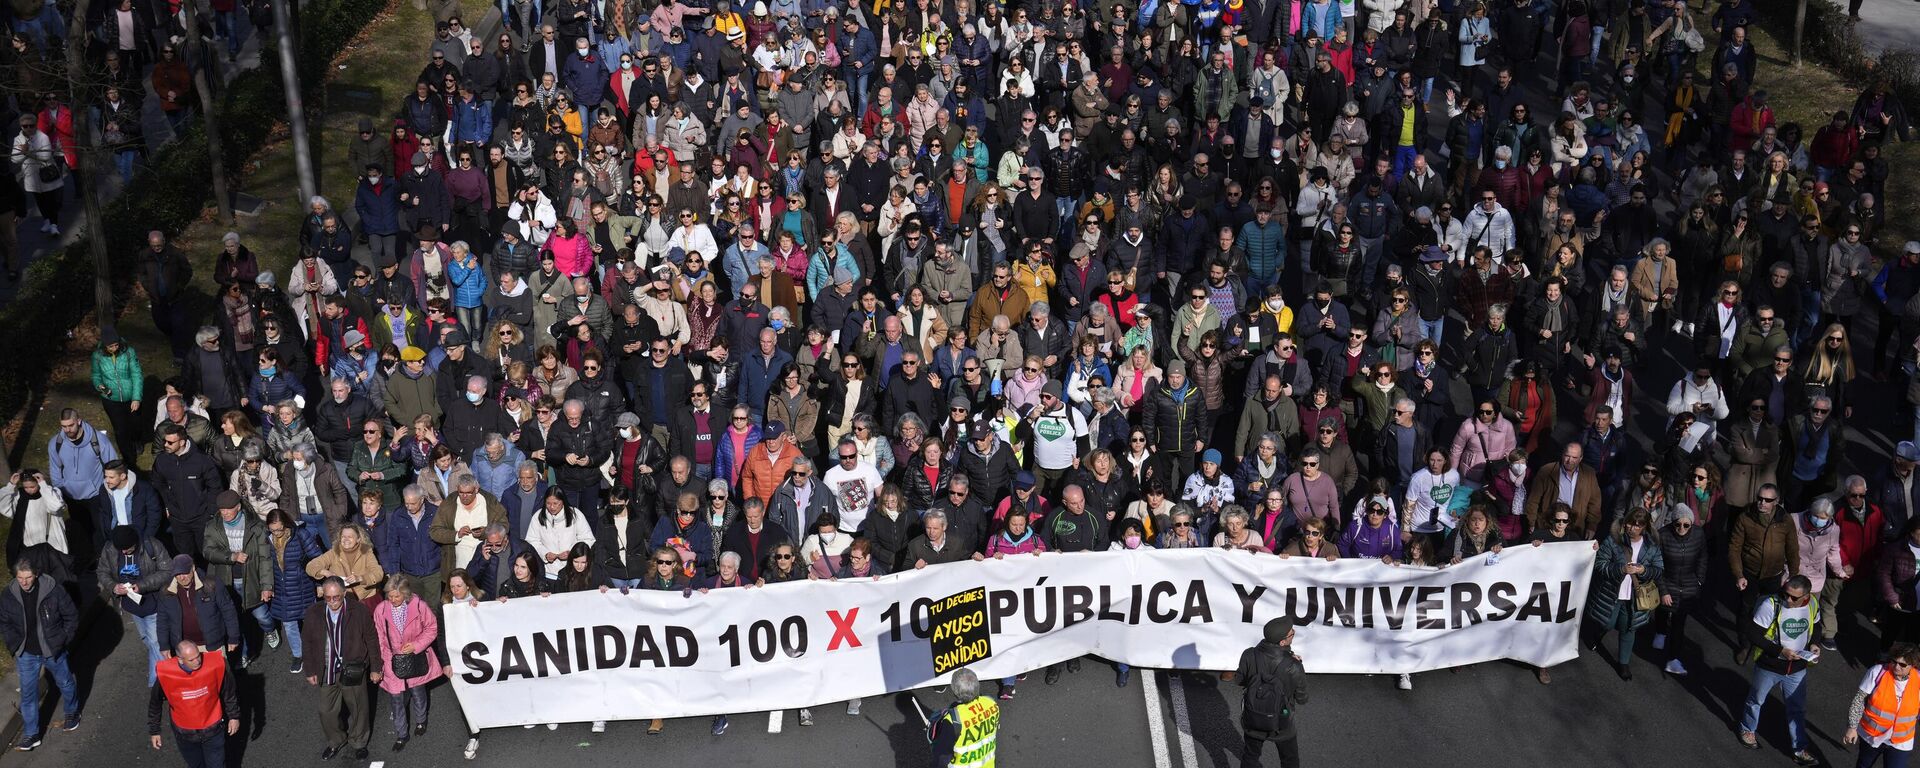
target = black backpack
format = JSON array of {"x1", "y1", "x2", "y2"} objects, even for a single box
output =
[{"x1": 1241, "y1": 647, "x2": 1293, "y2": 733}]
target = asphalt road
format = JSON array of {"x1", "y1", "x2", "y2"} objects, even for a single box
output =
[
  {"x1": 5, "y1": 572, "x2": 1887, "y2": 768},
  {"x1": 10, "y1": 17, "x2": 1917, "y2": 768}
]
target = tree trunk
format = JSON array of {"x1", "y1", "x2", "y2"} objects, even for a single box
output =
[
  {"x1": 1793, "y1": 0, "x2": 1807, "y2": 65},
  {"x1": 183, "y1": 1, "x2": 235, "y2": 223},
  {"x1": 63, "y1": 0, "x2": 114, "y2": 328},
  {"x1": 272, "y1": 0, "x2": 317, "y2": 205}
]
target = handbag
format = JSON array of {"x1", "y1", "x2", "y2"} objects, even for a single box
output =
[
  {"x1": 339, "y1": 660, "x2": 370, "y2": 686},
  {"x1": 1632, "y1": 571, "x2": 1660, "y2": 612},
  {"x1": 36, "y1": 154, "x2": 62, "y2": 184},
  {"x1": 384, "y1": 610, "x2": 430, "y2": 680},
  {"x1": 1682, "y1": 26, "x2": 1705, "y2": 53}
]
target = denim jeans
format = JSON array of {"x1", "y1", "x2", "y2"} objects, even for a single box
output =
[
  {"x1": 132, "y1": 612, "x2": 163, "y2": 686},
  {"x1": 17, "y1": 651, "x2": 79, "y2": 739},
  {"x1": 214, "y1": 10, "x2": 246, "y2": 54},
  {"x1": 1419, "y1": 317, "x2": 1446, "y2": 350},
  {"x1": 174, "y1": 727, "x2": 228, "y2": 768},
  {"x1": 1741, "y1": 665, "x2": 1808, "y2": 750},
  {"x1": 233, "y1": 580, "x2": 273, "y2": 660},
  {"x1": 113, "y1": 150, "x2": 137, "y2": 184},
  {"x1": 300, "y1": 514, "x2": 331, "y2": 548}
]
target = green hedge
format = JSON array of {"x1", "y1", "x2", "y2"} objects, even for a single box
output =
[{"x1": 0, "y1": 0, "x2": 391, "y2": 418}]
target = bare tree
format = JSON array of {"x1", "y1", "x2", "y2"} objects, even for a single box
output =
[
  {"x1": 62, "y1": 0, "x2": 115, "y2": 327},
  {"x1": 181, "y1": 1, "x2": 234, "y2": 223}
]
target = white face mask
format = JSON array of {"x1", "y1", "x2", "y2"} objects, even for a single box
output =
[
  {"x1": 620, "y1": 427, "x2": 635, "y2": 439},
  {"x1": 1266, "y1": 298, "x2": 1284, "y2": 311},
  {"x1": 413, "y1": 164, "x2": 427, "y2": 174},
  {"x1": 292, "y1": 459, "x2": 309, "y2": 471},
  {"x1": 1511, "y1": 462, "x2": 1527, "y2": 476}
]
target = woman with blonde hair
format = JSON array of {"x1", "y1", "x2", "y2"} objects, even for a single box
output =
[
  {"x1": 305, "y1": 523, "x2": 386, "y2": 601},
  {"x1": 1798, "y1": 322, "x2": 1857, "y2": 418},
  {"x1": 483, "y1": 320, "x2": 533, "y2": 373}
]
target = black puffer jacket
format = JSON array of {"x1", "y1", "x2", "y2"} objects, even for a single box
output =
[
  {"x1": 1658, "y1": 522, "x2": 1712, "y2": 599},
  {"x1": 958, "y1": 438, "x2": 1019, "y2": 503},
  {"x1": 546, "y1": 418, "x2": 610, "y2": 491},
  {"x1": 1144, "y1": 383, "x2": 1207, "y2": 454}
]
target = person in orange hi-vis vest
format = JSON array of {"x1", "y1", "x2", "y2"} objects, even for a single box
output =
[
  {"x1": 1847, "y1": 643, "x2": 1920, "y2": 768},
  {"x1": 149, "y1": 641, "x2": 240, "y2": 768}
]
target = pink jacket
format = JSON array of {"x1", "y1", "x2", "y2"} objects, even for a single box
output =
[
  {"x1": 1793, "y1": 512, "x2": 1847, "y2": 593},
  {"x1": 543, "y1": 232, "x2": 595, "y2": 277},
  {"x1": 373, "y1": 595, "x2": 444, "y2": 693},
  {"x1": 1449, "y1": 416, "x2": 1518, "y2": 484}
]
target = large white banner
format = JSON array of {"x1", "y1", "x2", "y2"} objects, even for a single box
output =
[{"x1": 446, "y1": 543, "x2": 1596, "y2": 728}]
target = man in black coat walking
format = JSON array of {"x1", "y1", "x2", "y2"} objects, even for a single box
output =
[{"x1": 1238, "y1": 618, "x2": 1309, "y2": 768}]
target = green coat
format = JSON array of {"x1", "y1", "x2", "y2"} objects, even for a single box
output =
[
  {"x1": 348, "y1": 443, "x2": 409, "y2": 508},
  {"x1": 201, "y1": 516, "x2": 274, "y2": 608},
  {"x1": 383, "y1": 369, "x2": 441, "y2": 427},
  {"x1": 1586, "y1": 532, "x2": 1666, "y2": 631},
  {"x1": 91, "y1": 345, "x2": 144, "y2": 403}
]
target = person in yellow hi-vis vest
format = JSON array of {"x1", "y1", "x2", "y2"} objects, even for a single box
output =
[
  {"x1": 927, "y1": 668, "x2": 999, "y2": 768},
  {"x1": 1845, "y1": 643, "x2": 1920, "y2": 768}
]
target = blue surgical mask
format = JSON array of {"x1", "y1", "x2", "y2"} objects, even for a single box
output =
[
  {"x1": 259, "y1": 366, "x2": 277, "y2": 377},
  {"x1": 770, "y1": 318, "x2": 786, "y2": 330},
  {"x1": 1812, "y1": 516, "x2": 1831, "y2": 530},
  {"x1": 466, "y1": 391, "x2": 483, "y2": 404}
]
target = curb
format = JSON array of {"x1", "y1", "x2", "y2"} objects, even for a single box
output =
[{"x1": 0, "y1": 589, "x2": 114, "y2": 761}]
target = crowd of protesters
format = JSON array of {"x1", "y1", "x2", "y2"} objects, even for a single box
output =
[{"x1": 7, "y1": 0, "x2": 1920, "y2": 764}]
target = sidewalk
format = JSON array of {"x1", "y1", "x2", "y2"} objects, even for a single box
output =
[
  {"x1": 1852, "y1": 0, "x2": 1920, "y2": 53},
  {"x1": 0, "y1": 29, "x2": 266, "y2": 307}
]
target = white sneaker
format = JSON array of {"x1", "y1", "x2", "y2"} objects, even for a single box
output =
[
  {"x1": 846, "y1": 699, "x2": 861, "y2": 716},
  {"x1": 463, "y1": 737, "x2": 480, "y2": 760},
  {"x1": 545, "y1": 723, "x2": 558, "y2": 731},
  {"x1": 1652, "y1": 633, "x2": 1666, "y2": 651},
  {"x1": 1665, "y1": 659, "x2": 1688, "y2": 676},
  {"x1": 1396, "y1": 673, "x2": 1413, "y2": 690},
  {"x1": 1671, "y1": 320, "x2": 1685, "y2": 334},
  {"x1": 591, "y1": 721, "x2": 606, "y2": 733},
  {"x1": 799, "y1": 708, "x2": 814, "y2": 726},
  {"x1": 522, "y1": 724, "x2": 535, "y2": 730},
  {"x1": 265, "y1": 631, "x2": 281, "y2": 649},
  {"x1": 44, "y1": 223, "x2": 58, "y2": 236}
]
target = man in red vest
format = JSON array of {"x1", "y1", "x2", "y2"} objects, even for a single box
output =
[{"x1": 148, "y1": 640, "x2": 239, "y2": 768}]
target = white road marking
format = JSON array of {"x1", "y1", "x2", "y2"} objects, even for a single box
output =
[
  {"x1": 1167, "y1": 673, "x2": 1200, "y2": 768},
  {"x1": 768, "y1": 710, "x2": 783, "y2": 734},
  {"x1": 1139, "y1": 670, "x2": 1175, "y2": 768}
]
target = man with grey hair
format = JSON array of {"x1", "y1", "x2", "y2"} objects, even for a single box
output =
[
  {"x1": 185, "y1": 325, "x2": 246, "y2": 414},
  {"x1": 1782, "y1": 395, "x2": 1844, "y2": 508},
  {"x1": 443, "y1": 374, "x2": 513, "y2": 460},
  {"x1": 300, "y1": 575, "x2": 379, "y2": 760},
  {"x1": 1020, "y1": 301, "x2": 1068, "y2": 376},
  {"x1": 907, "y1": 508, "x2": 965, "y2": 568},
  {"x1": 927, "y1": 668, "x2": 997, "y2": 767},
  {"x1": 280, "y1": 442, "x2": 353, "y2": 547},
  {"x1": 769, "y1": 456, "x2": 834, "y2": 539},
  {"x1": 315, "y1": 376, "x2": 378, "y2": 498},
  {"x1": 1461, "y1": 302, "x2": 1517, "y2": 401},
  {"x1": 385, "y1": 483, "x2": 443, "y2": 605}
]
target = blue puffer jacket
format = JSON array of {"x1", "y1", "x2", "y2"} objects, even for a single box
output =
[
  {"x1": 452, "y1": 98, "x2": 493, "y2": 146},
  {"x1": 266, "y1": 527, "x2": 323, "y2": 623},
  {"x1": 448, "y1": 253, "x2": 487, "y2": 309}
]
